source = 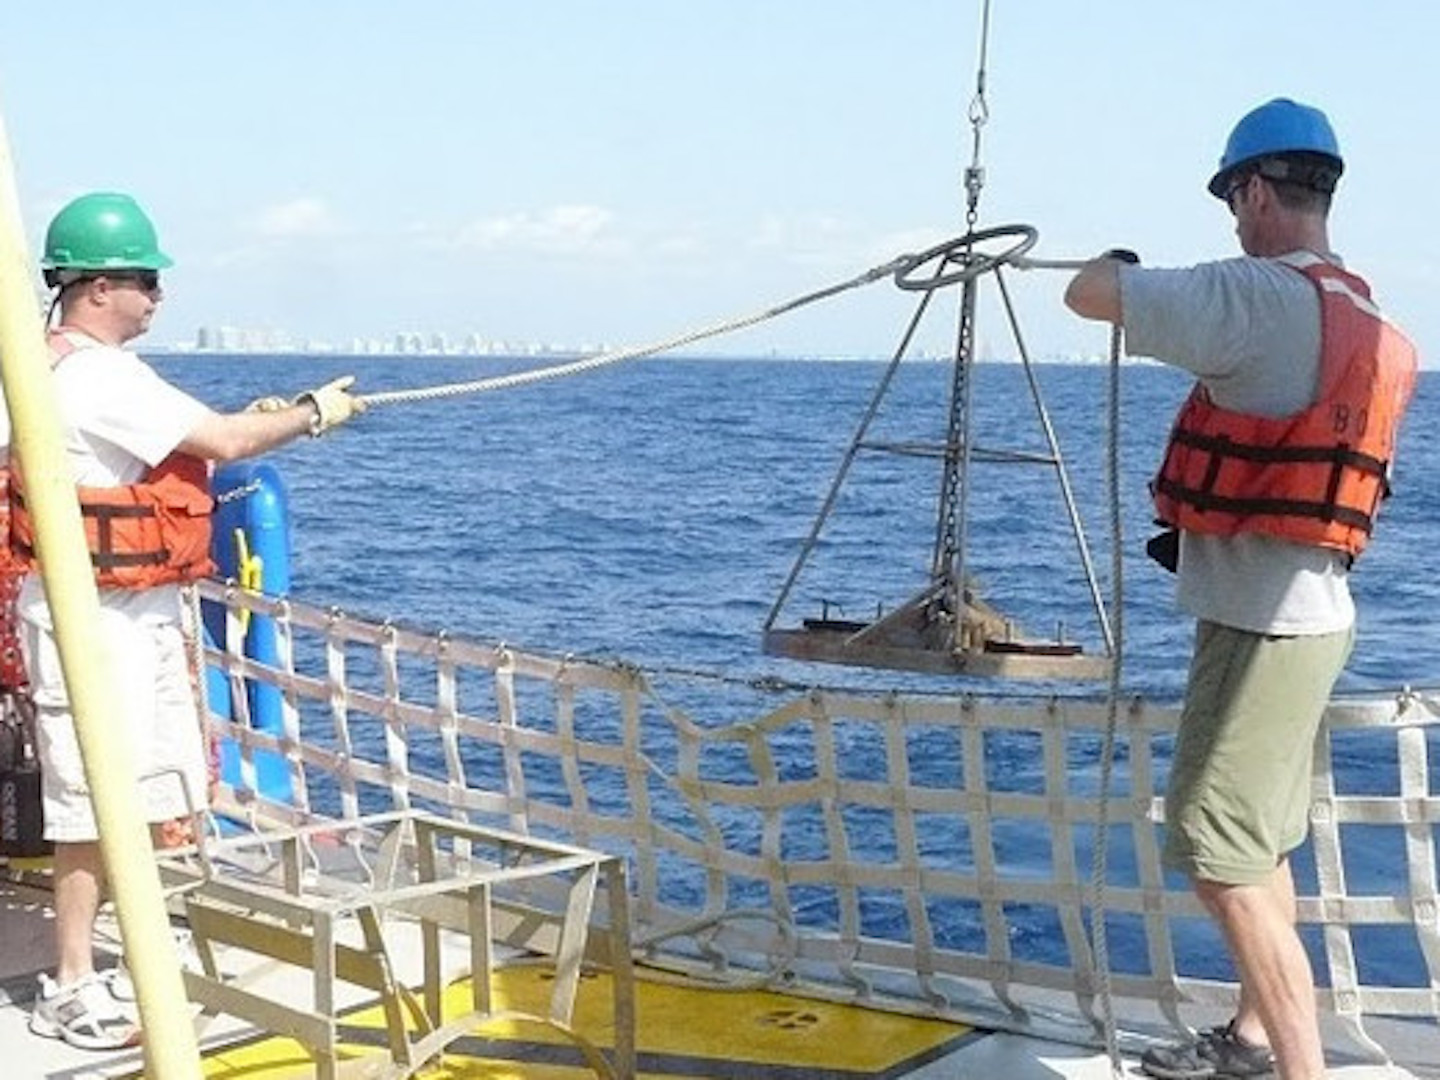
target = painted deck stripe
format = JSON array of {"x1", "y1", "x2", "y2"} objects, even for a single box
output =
[{"x1": 333, "y1": 1022, "x2": 990, "y2": 1078}]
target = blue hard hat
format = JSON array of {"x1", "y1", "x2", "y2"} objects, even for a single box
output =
[{"x1": 1208, "y1": 98, "x2": 1343, "y2": 198}]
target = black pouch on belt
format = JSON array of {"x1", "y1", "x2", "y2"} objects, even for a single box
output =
[
  {"x1": 1146, "y1": 528, "x2": 1180, "y2": 574},
  {"x1": 0, "y1": 694, "x2": 50, "y2": 858}
]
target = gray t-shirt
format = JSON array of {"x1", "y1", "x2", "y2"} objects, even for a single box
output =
[{"x1": 1119, "y1": 252, "x2": 1354, "y2": 636}]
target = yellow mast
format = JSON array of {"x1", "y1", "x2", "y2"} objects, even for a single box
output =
[{"x1": 0, "y1": 107, "x2": 203, "y2": 1073}]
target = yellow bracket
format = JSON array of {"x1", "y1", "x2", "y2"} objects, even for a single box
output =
[{"x1": 232, "y1": 527, "x2": 264, "y2": 634}]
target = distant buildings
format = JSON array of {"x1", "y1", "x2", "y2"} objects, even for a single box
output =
[
  {"x1": 194, "y1": 325, "x2": 296, "y2": 353},
  {"x1": 181, "y1": 325, "x2": 603, "y2": 358}
]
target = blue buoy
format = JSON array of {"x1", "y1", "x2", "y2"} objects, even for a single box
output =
[{"x1": 204, "y1": 461, "x2": 293, "y2": 804}]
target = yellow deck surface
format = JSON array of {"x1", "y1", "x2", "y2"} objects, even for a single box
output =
[{"x1": 196, "y1": 964, "x2": 975, "y2": 1078}]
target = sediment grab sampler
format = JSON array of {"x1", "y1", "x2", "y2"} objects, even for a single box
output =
[
  {"x1": 759, "y1": 3, "x2": 1112, "y2": 680},
  {"x1": 354, "y1": 214, "x2": 1115, "y2": 683},
  {"x1": 353, "y1": 24, "x2": 1114, "y2": 683},
  {"x1": 758, "y1": 225, "x2": 1114, "y2": 680}
]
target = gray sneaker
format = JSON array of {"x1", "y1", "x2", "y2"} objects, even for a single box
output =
[
  {"x1": 1140, "y1": 1021, "x2": 1274, "y2": 1079},
  {"x1": 28, "y1": 973, "x2": 140, "y2": 1051}
]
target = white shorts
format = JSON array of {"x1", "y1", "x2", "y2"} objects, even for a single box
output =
[{"x1": 23, "y1": 612, "x2": 208, "y2": 843}]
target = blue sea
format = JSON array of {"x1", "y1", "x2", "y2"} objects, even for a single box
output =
[
  {"x1": 157, "y1": 354, "x2": 1438, "y2": 987},
  {"x1": 154, "y1": 354, "x2": 1439, "y2": 702}
]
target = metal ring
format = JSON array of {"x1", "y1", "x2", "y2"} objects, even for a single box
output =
[{"x1": 893, "y1": 224, "x2": 1039, "y2": 291}]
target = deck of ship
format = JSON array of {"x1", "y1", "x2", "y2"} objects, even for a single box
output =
[{"x1": 4, "y1": 873, "x2": 1436, "y2": 1080}]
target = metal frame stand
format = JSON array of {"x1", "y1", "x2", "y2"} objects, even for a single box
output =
[{"x1": 158, "y1": 810, "x2": 635, "y2": 1079}]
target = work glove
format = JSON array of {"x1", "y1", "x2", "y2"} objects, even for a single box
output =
[
  {"x1": 243, "y1": 394, "x2": 289, "y2": 413},
  {"x1": 295, "y1": 375, "x2": 367, "y2": 436}
]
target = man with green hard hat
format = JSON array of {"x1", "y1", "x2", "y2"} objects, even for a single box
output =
[
  {"x1": 7, "y1": 191, "x2": 366, "y2": 1049},
  {"x1": 1066, "y1": 99, "x2": 1417, "y2": 1079}
]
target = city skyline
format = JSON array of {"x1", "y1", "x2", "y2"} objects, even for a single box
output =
[
  {"x1": 186, "y1": 324, "x2": 609, "y2": 359},
  {"x1": 168, "y1": 323, "x2": 969, "y2": 361}
]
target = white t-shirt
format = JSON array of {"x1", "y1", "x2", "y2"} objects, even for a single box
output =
[
  {"x1": 1119, "y1": 253, "x2": 1355, "y2": 636},
  {"x1": 14, "y1": 340, "x2": 210, "y2": 626}
]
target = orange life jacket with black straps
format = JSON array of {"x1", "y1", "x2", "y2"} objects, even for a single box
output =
[
  {"x1": 1151, "y1": 253, "x2": 1418, "y2": 561},
  {"x1": 4, "y1": 329, "x2": 215, "y2": 589},
  {"x1": 1146, "y1": 253, "x2": 1416, "y2": 558}
]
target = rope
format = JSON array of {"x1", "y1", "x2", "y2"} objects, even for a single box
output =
[
  {"x1": 356, "y1": 254, "x2": 911, "y2": 409},
  {"x1": 1088, "y1": 322, "x2": 1127, "y2": 1076},
  {"x1": 1011, "y1": 255, "x2": 1092, "y2": 272},
  {"x1": 183, "y1": 582, "x2": 213, "y2": 764},
  {"x1": 630, "y1": 908, "x2": 799, "y2": 992}
]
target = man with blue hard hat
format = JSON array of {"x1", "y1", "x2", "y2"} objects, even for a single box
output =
[
  {"x1": 1066, "y1": 99, "x2": 1418, "y2": 1080},
  {"x1": 1206, "y1": 97, "x2": 1344, "y2": 199}
]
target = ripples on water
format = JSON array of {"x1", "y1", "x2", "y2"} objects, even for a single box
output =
[
  {"x1": 164, "y1": 355, "x2": 1438, "y2": 983},
  {"x1": 162, "y1": 354, "x2": 1438, "y2": 699}
]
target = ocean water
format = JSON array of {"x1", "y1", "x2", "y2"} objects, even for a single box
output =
[
  {"x1": 156, "y1": 354, "x2": 1439, "y2": 702},
  {"x1": 158, "y1": 352, "x2": 1439, "y2": 986}
]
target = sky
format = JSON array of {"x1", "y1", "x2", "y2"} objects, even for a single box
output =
[{"x1": 0, "y1": 2, "x2": 1435, "y2": 365}]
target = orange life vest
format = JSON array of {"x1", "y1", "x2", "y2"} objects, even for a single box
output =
[
  {"x1": 1151, "y1": 254, "x2": 1417, "y2": 560},
  {"x1": 4, "y1": 330, "x2": 215, "y2": 589},
  {"x1": 0, "y1": 520, "x2": 25, "y2": 690}
]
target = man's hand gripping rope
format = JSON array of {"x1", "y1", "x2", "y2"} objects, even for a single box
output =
[{"x1": 245, "y1": 376, "x2": 368, "y2": 436}]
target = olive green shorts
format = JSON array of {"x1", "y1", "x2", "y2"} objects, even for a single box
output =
[{"x1": 1163, "y1": 619, "x2": 1353, "y2": 886}]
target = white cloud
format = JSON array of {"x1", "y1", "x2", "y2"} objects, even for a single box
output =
[
  {"x1": 743, "y1": 213, "x2": 924, "y2": 276},
  {"x1": 874, "y1": 226, "x2": 952, "y2": 261},
  {"x1": 452, "y1": 204, "x2": 618, "y2": 254},
  {"x1": 748, "y1": 213, "x2": 848, "y2": 253},
  {"x1": 250, "y1": 198, "x2": 342, "y2": 239}
]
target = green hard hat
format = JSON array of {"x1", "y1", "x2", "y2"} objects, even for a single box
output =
[{"x1": 41, "y1": 192, "x2": 174, "y2": 273}]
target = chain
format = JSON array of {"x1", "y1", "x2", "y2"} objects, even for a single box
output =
[
  {"x1": 962, "y1": 0, "x2": 993, "y2": 228},
  {"x1": 932, "y1": 0, "x2": 994, "y2": 624},
  {"x1": 934, "y1": 277, "x2": 979, "y2": 625}
]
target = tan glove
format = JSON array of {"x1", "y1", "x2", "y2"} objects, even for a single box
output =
[
  {"x1": 244, "y1": 394, "x2": 289, "y2": 413},
  {"x1": 294, "y1": 375, "x2": 367, "y2": 436}
]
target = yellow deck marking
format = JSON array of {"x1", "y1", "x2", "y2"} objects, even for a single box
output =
[{"x1": 196, "y1": 964, "x2": 975, "y2": 1078}]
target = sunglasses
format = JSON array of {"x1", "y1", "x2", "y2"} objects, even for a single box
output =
[
  {"x1": 107, "y1": 270, "x2": 162, "y2": 293},
  {"x1": 1224, "y1": 173, "x2": 1253, "y2": 213}
]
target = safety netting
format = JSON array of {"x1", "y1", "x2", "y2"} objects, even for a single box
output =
[{"x1": 197, "y1": 579, "x2": 1440, "y2": 1058}]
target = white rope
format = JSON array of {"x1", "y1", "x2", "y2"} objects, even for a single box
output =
[
  {"x1": 357, "y1": 254, "x2": 911, "y2": 408},
  {"x1": 1088, "y1": 323, "x2": 1126, "y2": 1076},
  {"x1": 1011, "y1": 255, "x2": 1092, "y2": 271},
  {"x1": 631, "y1": 908, "x2": 799, "y2": 992},
  {"x1": 183, "y1": 583, "x2": 211, "y2": 730}
]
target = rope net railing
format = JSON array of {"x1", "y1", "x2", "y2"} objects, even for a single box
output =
[{"x1": 197, "y1": 579, "x2": 1440, "y2": 1056}]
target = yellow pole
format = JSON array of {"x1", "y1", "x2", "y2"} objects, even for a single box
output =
[{"x1": 0, "y1": 110, "x2": 203, "y2": 1073}]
